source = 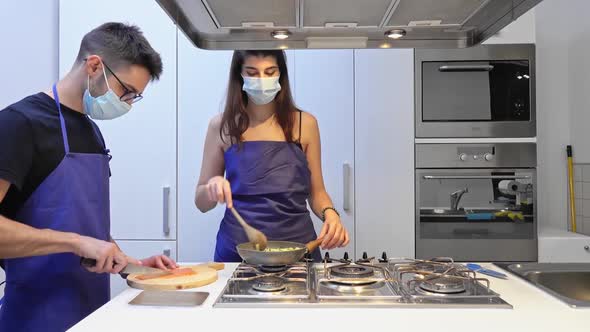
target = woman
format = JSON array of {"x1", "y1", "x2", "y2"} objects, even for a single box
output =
[{"x1": 195, "y1": 50, "x2": 349, "y2": 262}]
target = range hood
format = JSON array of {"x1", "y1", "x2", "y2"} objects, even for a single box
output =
[{"x1": 156, "y1": 0, "x2": 541, "y2": 50}]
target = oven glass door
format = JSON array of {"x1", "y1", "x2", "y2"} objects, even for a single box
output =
[
  {"x1": 422, "y1": 60, "x2": 530, "y2": 122},
  {"x1": 417, "y1": 169, "x2": 535, "y2": 240}
]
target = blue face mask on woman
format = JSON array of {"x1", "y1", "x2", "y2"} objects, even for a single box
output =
[
  {"x1": 242, "y1": 75, "x2": 281, "y2": 105},
  {"x1": 83, "y1": 63, "x2": 132, "y2": 120}
]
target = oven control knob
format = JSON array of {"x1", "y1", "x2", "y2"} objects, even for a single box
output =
[
  {"x1": 379, "y1": 252, "x2": 388, "y2": 263},
  {"x1": 362, "y1": 252, "x2": 368, "y2": 260},
  {"x1": 324, "y1": 252, "x2": 332, "y2": 263},
  {"x1": 459, "y1": 153, "x2": 468, "y2": 161},
  {"x1": 484, "y1": 153, "x2": 494, "y2": 161},
  {"x1": 473, "y1": 155, "x2": 479, "y2": 160},
  {"x1": 343, "y1": 252, "x2": 350, "y2": 261}
]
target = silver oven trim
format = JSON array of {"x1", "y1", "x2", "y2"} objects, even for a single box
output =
[{"x1": 415, "y1": 44, "x2": 536, "y2": 138}]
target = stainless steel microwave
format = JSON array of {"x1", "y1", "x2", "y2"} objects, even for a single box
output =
[{"x1": 415, "y1": 44, "x2": 536, "y2": 138}]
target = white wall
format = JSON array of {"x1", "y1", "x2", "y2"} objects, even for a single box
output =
[
  {"x1": 534, "y1": 0, "x2": 587, "y2": 232},
  {"x1": 566, "y1": 3, "x2": 590, "y2": 164},
  {"x1": 484, "y1": 9, "x2": 536, "y2": 44},
  {"x1": 0, "y1": 0, "x2": 59, "y2": 302},
  {"x1": 0, "y1": 1, "x2": 59, "y2": 109}
]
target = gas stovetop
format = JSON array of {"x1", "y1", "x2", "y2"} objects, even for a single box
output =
[{"x1": 214, "y1": 253, "x2": 512, "y2": 308}]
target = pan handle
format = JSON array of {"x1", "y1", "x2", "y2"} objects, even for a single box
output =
[{"x1": 305, "y1": 238, "x2": 324, "y2": 253}]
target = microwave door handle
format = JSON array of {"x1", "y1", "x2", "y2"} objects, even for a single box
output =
[
  {"x1": 438, "y1": 65, "x2": 494, "y2": 72},
  {"x1": 423, "y1": 175, "x2": 531, "y2": 180}
]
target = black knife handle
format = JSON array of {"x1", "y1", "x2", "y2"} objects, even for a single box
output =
[
  {"x1": 80, "y1": 257, "x2": 129, "y2": 279},
  {"x1": 80, "y1": 257, "x2": 97, "y2": 267}
]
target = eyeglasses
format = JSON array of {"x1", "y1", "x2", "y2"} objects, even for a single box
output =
[
  {"x1": 86, "y1": 58, "x2": 143, "y2": 104},
  {"x1": 102, "y1": 61, "x2": 143, "y2": 104}
]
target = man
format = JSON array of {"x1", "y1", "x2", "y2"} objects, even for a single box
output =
[{"x1": 0, "y1": 22, "x2": 177, "y2": 331}]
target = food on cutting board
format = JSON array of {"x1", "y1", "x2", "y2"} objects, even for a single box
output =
[{"x1": 135, "y1": 267, "x2": 196, "y2": 281}]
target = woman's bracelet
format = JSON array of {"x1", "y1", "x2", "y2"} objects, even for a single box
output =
[{"x1": 321, "y1": 207, "x2": 340, "y2": 222}]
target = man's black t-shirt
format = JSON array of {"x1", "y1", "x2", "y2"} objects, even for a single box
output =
[{"x1": 0, "y1": 92, "x2": 108, "y2": 219}]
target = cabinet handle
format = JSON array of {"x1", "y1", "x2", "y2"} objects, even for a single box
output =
[
  {"x1": 163, "y1": 249, "x2": 171, "y2": 257},
  {"x1": 584, "y1": 246, "x2": 589, "y2": 251},
  {"x1": 423, "y1": 175, "x2": 531, "y2": 180},
  {"x1": 163, "y1": 186, "x2": 171, "y2": 236},
  {"x1": 343, "y1": 163, "x2": 351, "y2": 212},
  {"x1": 438, "y1": 64, "x2": 494, "y2": 72}
]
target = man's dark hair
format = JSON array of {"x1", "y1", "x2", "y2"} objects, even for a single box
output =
[{"x1": 76, "y1": 22, "x2": 163, "y2": 81}]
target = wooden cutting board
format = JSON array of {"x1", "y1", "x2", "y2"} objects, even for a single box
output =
[{"x1": 126, "y1": 262, "x2": 224, "y2": 291}]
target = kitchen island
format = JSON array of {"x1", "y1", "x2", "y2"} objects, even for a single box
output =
[{"x1": 69, "y1": 263, "x2": 590, "y2": 332}]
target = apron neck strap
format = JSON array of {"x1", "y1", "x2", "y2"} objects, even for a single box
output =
[{"x1": 52, "y1": 83, "x2": 70, "y2": 154}]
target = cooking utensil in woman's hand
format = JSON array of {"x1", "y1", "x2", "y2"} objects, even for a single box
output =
[
  {"x1": 230, "y1": 207, "x2": 268, "y2": 251},
  {"x1": 465, "y1": 263, "x2": 508, "y2": 279}
]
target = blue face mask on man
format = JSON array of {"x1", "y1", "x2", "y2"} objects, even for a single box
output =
[
  {"x1": 242, "y1": 75, "x2": 281, "y2": 105},
  {"x1": 83, "y1": 62, "x2": 132, "y2": 120}
]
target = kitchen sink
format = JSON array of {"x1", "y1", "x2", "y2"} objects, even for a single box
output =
[
  {"x1": 496, "y1": 263, "x2": 590, "y2": 308},
  {"x1": 420, "y1": 208, "x2": 467, "y2": 217}
]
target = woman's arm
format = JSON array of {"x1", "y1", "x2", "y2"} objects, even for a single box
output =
[
  {"x1": 194, "y1": 115, "x2": 233, "y2": 212},
  {"x1": 301, "y1": 112, "x2": 350, "y2": 250}
]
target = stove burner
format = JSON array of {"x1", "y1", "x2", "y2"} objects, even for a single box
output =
[
  {"x1": 330, "y1": 265, "x2": 375, "y2": 278},
  {"x1": 329, "y1": 279, "x2": 378, "y2": 287},
  {"x1": 324, "y1": 280, "x2": 385, "y2": 293},
  {"x1": 412, "y1": 262, "x2": 437, "y2": 273},
  {"x1": 251, "y1": 276, "x2": 287, "y2": 292},
  {"x1": 258, "y1": 265, "x2": 289, "y2": 273},
  {"x1": 418, "y1": 275, "x2": 466, "y2": 294}
]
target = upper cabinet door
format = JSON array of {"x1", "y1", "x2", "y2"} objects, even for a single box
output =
[
  {"x1": 354, "y1": 49, "x2": 415, "y2": 259},
  {"x1": 294, "y1": 50, "x2": 355, "y2": 260},
  {"x1": 59, "y1": 0, "x2": 177, "y2": 240}
]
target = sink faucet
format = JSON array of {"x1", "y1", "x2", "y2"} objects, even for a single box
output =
[{"x1": 450, "y1": 188, "x2": 468, "y2": 211}]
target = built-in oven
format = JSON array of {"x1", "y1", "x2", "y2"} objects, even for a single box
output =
[
  {"x1": 415, "y1": 143, "x2": 537, "y2": 262},
  {"x1": 415, "y1": 44, "x2": 535, "y2": 138}
]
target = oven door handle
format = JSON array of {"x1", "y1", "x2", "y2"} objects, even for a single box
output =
[
  {"x1": 423, "y1": 175, "x2": 532, "y2": 180},
  {"x1": 438, "y1": 64, "x2": 494, "y2": 72}
]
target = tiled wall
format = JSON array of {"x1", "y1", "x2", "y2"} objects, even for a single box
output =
[{"x1": 571, "y1": 164, "x2": 590, "y2": 235}]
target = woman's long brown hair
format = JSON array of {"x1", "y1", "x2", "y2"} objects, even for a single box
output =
[{"x1": 219, "y1": 50, "x2": 300, "y2": 146}]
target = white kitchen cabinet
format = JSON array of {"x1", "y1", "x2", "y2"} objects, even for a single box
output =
[
  {"x1": 293, "y1": 50, "x2": 355, "y2": 260},
  {"x1": 176, "y1": 33, "x2": 297, "y2": 262},
  {"x1": 176, "y1": 33, "x2": 232, "y2": 263},
  {"x1": 110, "y1": 240, "x2": 177, "y2": 297},
  {"x1": 354, "y1": 49, "x2": 415, "y2": 259},
  {"x1": 59, "y1": 0, "x2": 177, "y2": 240},
  {"x1": 539, "y1": 229, "x2": 590, "y2": 263}
]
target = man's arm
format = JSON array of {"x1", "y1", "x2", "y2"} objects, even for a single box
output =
[
  {"x1": 0, "y1": 179, "x2": 127, "y2": 274},
  {"x1": 0, "y1": 179, "x2": 80, "y2": 258}
]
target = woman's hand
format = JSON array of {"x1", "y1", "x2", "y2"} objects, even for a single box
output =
[
  {"x1": 206, "y1": 176, "x2": 233, "y2": 208},
  {"x1": 317, "y1": 210, "x2": 349, "y2": 250}
]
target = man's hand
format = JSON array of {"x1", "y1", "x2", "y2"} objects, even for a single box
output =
[{"x1": 75, "y1": 235, "x2": 129, "y2": 274}]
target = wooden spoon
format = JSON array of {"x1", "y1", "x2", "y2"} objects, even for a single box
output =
[{"x1": 230, "y1": 207, "x2": 268, "y2": 251}]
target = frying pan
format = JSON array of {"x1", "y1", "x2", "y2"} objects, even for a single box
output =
[{"x1": 236, "y1": 238, "x2": 323, "y2": 266}]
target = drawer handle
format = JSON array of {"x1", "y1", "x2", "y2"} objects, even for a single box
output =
[
  {"x1": 163, "y1": 186, "x2": 171, "y2": 236},
  {"x1": 584, "y1": 245, "x2": 589, "y2": 251}
]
